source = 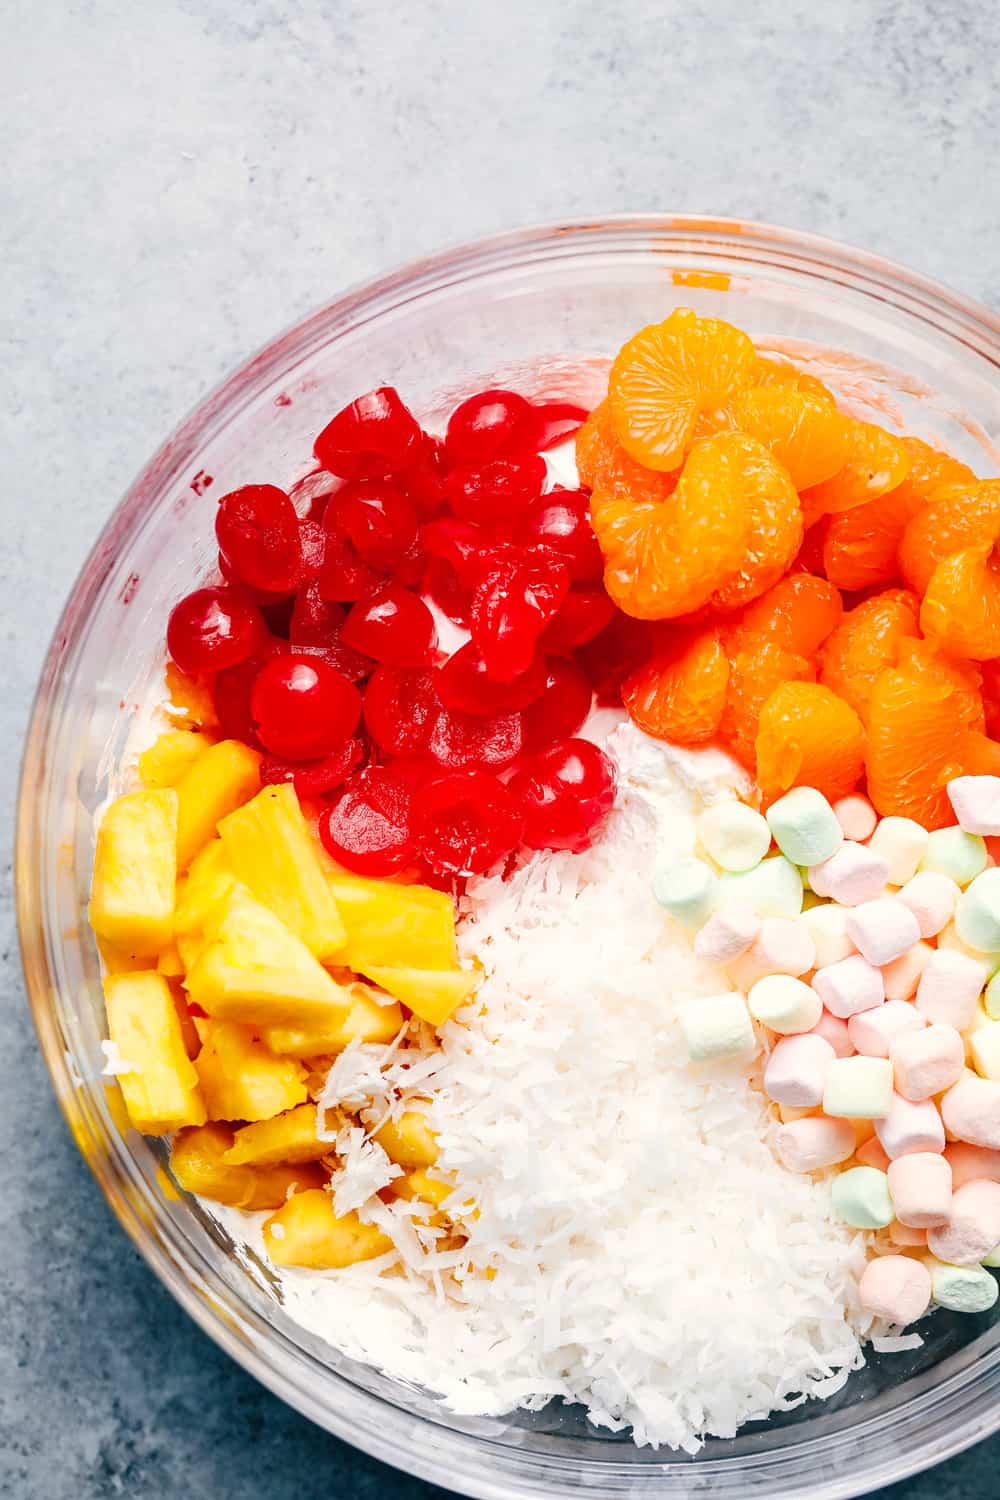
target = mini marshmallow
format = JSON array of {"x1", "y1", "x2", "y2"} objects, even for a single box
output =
[
  {"x1": 915, "y1": 948, "x2": 986, "y2": 1030},
  {"x1": 831, "y1": 1166, "x2": 894, "y2": 1229},
  {"x1": 891, "y1": 1023, "x2": 966, "y2": 1102},
  {"x1": 653, "y1": 858, "x2": 718, "y2": 928},
  {"x1": 697, "y1": 802, "x2": 771, "y2": 873},
  {"x1": 848, "y1": 999, "x2": 926, "y2": 1058},
  {"x1": 845, "y1": 897, "x2": 921, "y2": 967},
  {"x1": 775, "y1": 1115, "x2": 856, "y2": 1172},
  {"x1": 941, "y1": 1072, "x2": 1000, "y2": 1149},
  {"x1": 882, "y1": 940, "x2": 933, "y2": 1001},
  {"x1": 809, "y1": 1008, "x2": 855, "y2": 1058},
  {"x1": 887, "y1": 1152, "x2": 953, "y2": 1227},
  {"x1": 927, "y1": 1179, "x2": 1000, "y2": 1265},
  {"x1": 812, "y1": 954, "x2": 885, "y2": 1019},
  {"x1": 763, "y1": 1033, "x2": 835, "y2": 1106},
  {"x1": 936, "y1": 919, "x2": 1000, "y2": 974},
  {"x1": 985, "y1": 971, "x2": 1000, "y2": 1020},
  {"x1": 801, "y1": 903, "x2": 855, "y2": 967},
  {"x1": 955, "y1": 868, "x2": 1000, "y2": 953},
  {"x1": 858, "y1": 1254, "x2": 932, "y2": 1325},
  {"x1": 928, "y1": 1259, "x2": 999, "y2": 1314},
  {"x1": 896, "y1": 871, "x2": 960, "y2": 939},
  {"x1": 868, "y1": 816, "x2": 930, "y2": 887},
  {"x1": 970, "y1": 1019, "x2": 1000, "y2": 1081},
  {"x1": 983, "y1": 1243, "x2": 1000, "y2": 1268},
  {"x1": 678, "y1": 991, "x2": 757, "y2": 1062},
  {"x1": 890, "y1": 1220, "x2": 928, "y2": 1247},
  {"x1": 875, "y1": 1093, "x2": 945, "y2": 1159},
  {"x1": 920, "y1": 826, "x2": 988, "y2": 887},
  {"x1": 856, "y1": 1135, "x2": 891, "y2": 1171},
  {"x1": 944, "y1": 1142, "x2": 1000, "y2": 1189},
  {"x1": 823, "y1": 1055, "x2": 894, "y2": 1119},
  {"x1": 693, "y1": 906, "x2": 760, "y2": 965},
  {"x1": 766, "y1": 786, "x2": 843, "y2": 867},
  {"x1": 729, "y1": 916, "x2": 816, "y2": 988},
  {"x1": 947, "y1": 775, "x2": 1000, "y2": 836},
  {"x1": 809, "y1": 842, "x2": 890, "y2": 906},
  {"x1": 833, "y1": 793, "x2": 878, "y2": 843},
  {"x1": 717, "y1": 855, "x2": 803, "y2": 919},
  {"x1": 747, "y1": 974, "x2": 822, "y2": 1034}
]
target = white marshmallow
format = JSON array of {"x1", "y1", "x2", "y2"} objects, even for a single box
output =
[
  {"x1": 766, "y1": 786, "x2": 843, "y2": 867},
  {"x1": 833, "y1": 793, "x2": 878, "y2": 843},
  {"x1": 947, "y1": 775, "x2": 1000, "y2": 837},
  {"x1": 845, "y1": 897, "x2": 921, "y2": 967},
  {"x1": 927, "y1": 1259, "x2": 999, "y2": 1313},
  {"x1": 812, "y1": 954, "x2": 885, "y2": 1019},
  {"x1": 941, "y1": 1072, "x2": 1000, "y2": 1149},
  {"x1": 693, "y1": 906, "x2": 760, "y2": 965},
  {"x1": 896, "y1": 871, "x2": 960, "y2": 939},
  {"x1": 891, "y1": 1024, "x2": 967, "y2": 1102},
  {"x1": 882, "y1": 940, "x2": 933, "y2": 1001},
  {"x1": 653, "y1": 857, "x2": 718, "y2": 928},
  {"x1": 848, "y1": 999, "x2": 926, "y2": 1058},
  {"x1": 678, "y1": 991, "x2": 757, "y2": 1063},
  {"x1": 747, "y1": 974, "x2": 822, "y2": 1034},
  {"x1": 801, "y1": 903, "x2": 855, "y2": 967},
  {"x1": 875, "y1": 1093, "x2": 945, "y2": 1159},
  {"x1": 823, "y1": 1055, "x2": 894, "y2": 1119},
  {"x1": 866, "y1": 816, "x2": 929, "y2": 887},
  {"x1": 915, "y1": 948, "x2": 986, "y2": 1030},
  {"x1": 887, "y1": 1153, "x2": 953, "y2": 1227},
  {"x1": 775, "y1": 1115, "x2": 856, "y2": 1172},
  {"x1": 728, "y1": 916, "x2": 816, "y2": 988},
  {"x1": 697, "y1": 802, "x2": 771, "y2": 872},
  {"x1": 927, "y1": 1179, "x2": 1000, "y2": 1265},
  {"x1": 859, "y1": 1255, "x2": 932, "y2": 1325},
  {"x1": 920, "y1": 826, "x2": 988, "y2": 887},
  {"x1": 809, "y1": 1009, "x2": 855, "y2": 1058},
  {"x1": 763, "y1": 1033, "x2": 835, "y2": 1107},
  {"x1": 809, "y1": 842, "x2": 890, "y2": 906},
  {"x1": 969, "y1": 1019, "x2": 1000, "y2": 1081}
]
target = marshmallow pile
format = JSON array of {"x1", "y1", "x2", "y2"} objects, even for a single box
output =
[{"x1": 656, "y1": 774, "x2": 1000, "y2": 1326}]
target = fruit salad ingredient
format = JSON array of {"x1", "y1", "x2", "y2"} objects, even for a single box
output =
[
  {"x1": 623, "y1": 628, "x2": 729, "y2": 745},
  {"x1": 509, "y1": 738, "x2": 617, "y2": 852},
  {"x1": 167, "y1": 587, "x2": 265, "y2": 675},
  {"x1": 755, "y1": 681, "x2": 865, "y2": 802},
  {"x1": 250, "y1": 654, "x2": 362, "y2": 760},
  {"x1": 319, "y1": 767, "x2": 416, "y2": 876}
]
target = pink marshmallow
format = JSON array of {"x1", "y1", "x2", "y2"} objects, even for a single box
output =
[
  {"x1": 812, "y1": 954, "x2": 885, "y2": 1019},
  {"x1": 856, "y1": 1135, "x2": 892, "y2": 1171},
  {"x1": 889, "y1": 1220, "x2": 928, "y2": 1247},
  {"x1": 848, "y1": 999, "x2": 927, "y2": 1058},
  {"x1": 887, "y1": 1152, "x2": 953, "y2": 1227},
  {"x1": 875, "y1": 1094, "x2": 945, "y2": 1159},
  {"x1": 896, "y1": 871, "x2": 960, "y2": 939},
  {"x1": 809, "y1": 1008, "x2": 855, "y2": 1058},
  {"x1": 927, "y1": 1179, "x2": 1000, "y2": 1264},
  {"x1": 882, "y1": 941, "x2": 933, "y2": 1001},
  {"x1": 891, "y1": 1023, "x2": 966, "y2": 1102},
  {"x1": 728, "y1": 916, "x2": 816, "y2": 988},
  {"x1": 845, "y1": 898, "x2": 922, "y2": 968},
  {"x1": 944, "y1": 1142, "x2": 1000, "y2": 1189},
  {"x1": 833, "y1": 793, "x2": 878, "y2": 843},
  {"x1": 914, "y1": 949, "x2": 986, "y2": 1030},
  {"x1": 947, "y1": 775, "x2": 1000, "y2": 837},
  {"x1": 763, "y1": 1033, "x2": 834, "y2": 1107},
  {"x1": 808, "y1": 842, "x2": 890, "y2": 906},
  {"x1": 858, "y1": 1254, "x2": 932, "y2": 1325},
  {"x1": 941, "y1": 1073, "x2": 1000, "y2": 1149},
  {"x1": 775, "y1": 1115, "x2": 856, "y2": 1172},
  {"x1": 694, "y1": 906, "x2": 760, "y2": 965}
]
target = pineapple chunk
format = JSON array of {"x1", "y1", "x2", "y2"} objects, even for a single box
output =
[
  {"x1": 171, "y1": 1122, "x2": 324, "y2": 1207},
  {"x1": 262, "y1": 985, "x2": 404, "y2": 1056},
  {"x1": 373, "y1": 1109, "x2": 439, "y2": 1169},
  {"x1": 219, "y1": 784, "x2": 345, "y2": 960},
  {"x1": 224, "y1": 1102, "x2": 329, "y2": 1166},
  {"x1": 89, "y1": 789, "x2": 178, "y2": 957},
  {"x1": 327, "y1": 875, "x2": 457, "y2": 971},
  {"x1": 139, "y1": 729, "x2": 213, "y2": 788},
  {"x1": 176, "y1": 930, "x2": 207, "y2": 972},
  {"x1": 96, "y1": 937, "x2": 149, "y2": 974},
  {"x1": 263, "y1": 1189, "x2": 392, "y2": 1268},
  {"x1": 103, "y1": 971, "x2": 206, "y2": 1135},
  {"x1": 170, "y1": 988, "x2": 202, "y2": 1059},
  {"x1": 394, "y1": 1169, "x2": 453, "y2": 1211},
  {"x1": 174, "y1": 840, "x2": 237, "y2": 936},
  {"x1": 187, "y1": 887, "x2": 353, "y2": 1029},
  {"x1": 175, "y1": 739, "x2": 261, "y2": 869},
  {"x1": 358, "y1": 965, "x2": 480, "y2": 1027},
  {"x1": 164, "y1": 662, "x2": 218, "y2": 729},
  {"x1": 194, "y1": 1020, "x2": 308, "y2": 1122},
  {"x1": 157, "y1": 942, "x2": 184, "y2": 978}
]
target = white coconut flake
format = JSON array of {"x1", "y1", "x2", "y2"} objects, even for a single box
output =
[{"x1": 100, "y1": 1039, "x2": 135, "y2": 1076}]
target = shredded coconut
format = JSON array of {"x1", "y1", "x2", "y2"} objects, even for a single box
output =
[{"x1": 100, "y1": 1039, "x2": 135, "y2": 1076}]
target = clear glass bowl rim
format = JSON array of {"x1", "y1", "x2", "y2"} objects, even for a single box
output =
[{"x1": 16, "y1": 214, "x2": 1000, "y2": 1500}]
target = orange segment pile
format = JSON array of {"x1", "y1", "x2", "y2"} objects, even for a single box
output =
[{"x1": 581, "y1": 307, "x2": 1000, "y2": 824}]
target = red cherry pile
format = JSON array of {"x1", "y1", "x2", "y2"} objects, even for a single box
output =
[{"x1": 166, "y1": 384, "x2": 626, "y2": 881}]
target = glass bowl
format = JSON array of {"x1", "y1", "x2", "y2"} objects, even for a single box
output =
[{"x1": 17, "y1": 216, "x2": 1000, "y2": 1500}]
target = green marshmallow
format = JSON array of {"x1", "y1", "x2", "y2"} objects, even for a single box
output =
[
  {"x1": 766, "y1": 786, "x2": 842, "y2": 867},
  {"x1": 985, "y1": 971, "x2": 1000, "y2": 1021},
  {"x1": 982, "y1": 1243, "x2": 1000, "y2": 1269},
  {"x1": 831, "y1": 1166, "x2": 894, "y2": 1229},
  {"x1": 920, "y1": 827, "x2": 988, "y2": 887},
  {"x1": 653, "y1": 858, "x2": 718, "y2": 928},
  {"x1": 955, "y1": 868, "x2": 1000, "y2": 953},
  {"x1": 930, "y1": 1261, "x2": 1000, "y2": 1313},
  {"x1": 717, "y1": 855, "x2": 804, "y2": 919}
]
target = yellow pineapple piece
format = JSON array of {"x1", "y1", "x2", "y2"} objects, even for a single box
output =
[
  {"x1": 174, "y1": 840, "x2": 237, "y2": 936},
  {"x1": 219, "y1": 784, "x2": 345, "y2": 960},
  {"x1": 139, "y1": 729, "x2": 213, "y2": 788},
  {"x1": 176, "y1": 930, "x2": 207, "y2": 972},
  {"x1": 328, "y1": 875, "x2": 457, "y2": 971},
  {"x1": 224, "y1": 1102, "x2": 329, "y2": 1167},
  {"x1": 263, "y1": 1189, "x2": 392, "y2": 1269},
  {"x1": 359, "y1": 965, "x2": 480, "y2": 1027},
  {"x1": 393, "y1": 1169, "x2": 454, "y2": 1216},
  {"x1": 96, "y1": 937, "x2": 149, "y2": 974},
  {"x1": 372, "y1": 1109, "x2": 439, "y2": 1169},
  {"x1": 194, "y1": 1020, "x2": 308, "y2": 1122},
  {"x1": 170, "y1": 988, "x2": 202, "y2": 1059},
  {"x1": 187, "y1": 886, "x2": 353, "y2": 1029},
  {"x1": 262, "y1": 984, "x2": 403, "y2": 1055},
  {"x1": 157, "y1": 942, "x2": 184, "y2": 978},
  {"x1": 171, "y1": 1122, "x2": 324, "y2": 1207},
  {"x1": 103, "y1": 971, "x2": 206, "y2": 1135},
  {"x1": 164, "y1": 662, "x2": 218, "y2": 729},
  {"x1": 89, "y1": 789, "x2": 178, "y2": 958},
  {"x1": 175, "y1": 739, "x2": 261, "y2": 870}
]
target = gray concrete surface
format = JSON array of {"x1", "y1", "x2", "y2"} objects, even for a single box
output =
[{"x1": 3, "y1": 1, "x2": 999, "y2": 1495}]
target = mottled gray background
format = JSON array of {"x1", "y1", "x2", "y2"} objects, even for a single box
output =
[{"x1": 3, "y1": 1, "x2": 999, "y2": 1495}]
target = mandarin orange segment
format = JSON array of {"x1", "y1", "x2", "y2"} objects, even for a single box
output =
[
  {"x1": 898, "y1": 479, "x2": 1000, "y2": 595},
  {"x1": 750, "y1": 356, "x2": 836, "y2": 405},
  {"x1": 590, "y1": 433, "x2": 750, "y2": 620},
  {"x1": 576, "y1": 399, "x2": 679, "y2": 504},
  {"x1": 800, "y1": 420, "x2": 912, "y2": 525},
  {"x1": 719, "y1": 639, "x2": 816, "y2": 769},
  {"x1": 608, "y1": 308, "x2": 755, "y2": 472},
  {"x1": 723, "y1": 572, "x2": 843, "y2": 658},
  {"x1": 981, "y1": 660, "x2": 1000, "y2": 741},
  {"x1": 730, "y1": 384, "x2": 851, "y2": 491},
  {"x1": 823, "y1": 437, "x2": 976, "y2": 591},
  {"x1": 622, "y1": 628, "x2": 729, "y2": 745},
  {"x1": 921, "y1": 543, "x2": 1000, "y2": 660},
  {"x1": 755, "y1": 682, "x2": 865, "y2": 803},
  {"x1": 818, "y1": 589, "x2": 920, "y2": 723},
  {"x1": 706, "y1": 433, "x2": 803, "y2": 611}
]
